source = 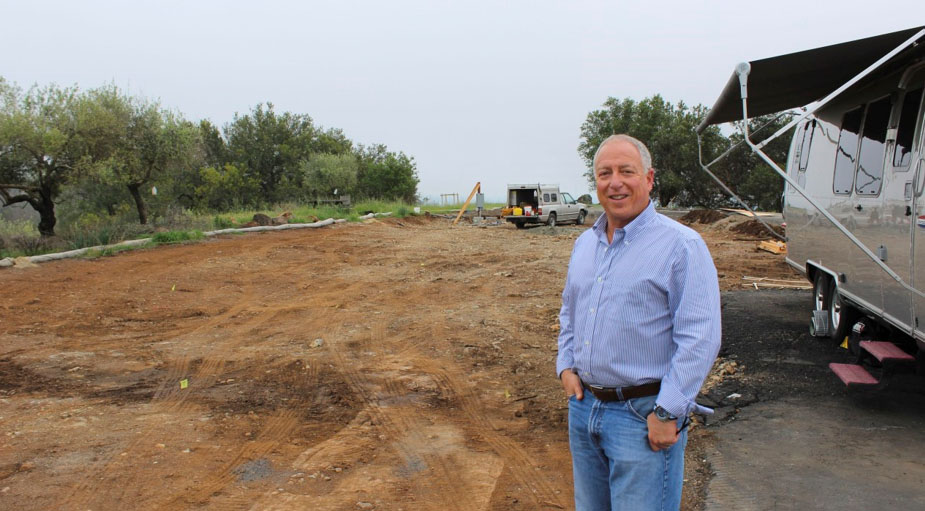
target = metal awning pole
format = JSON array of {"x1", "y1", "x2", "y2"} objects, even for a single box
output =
[{"x1": 695, "y1": 64, "x2": 789, "y2": 241}]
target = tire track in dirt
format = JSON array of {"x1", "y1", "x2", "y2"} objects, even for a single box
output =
[
  {"x1": 68, "y1": 225, "x2": 561, "y2": 509},
  {"x1": 157, "y1": 411, "x2": 303, "y2": 510},
  {"x1": 418, "y1": 314, "x2": 566, "y2": 510},
  {"x1": 316, "y1": 228, "x2": 565, "y2": 508},
  {"x1": 57, "y1": 241, "x2": 301, "y2": 510},
  {"x1": 88, "y1": 279, "x2": 353, "y2": 509},
  {"x1": 378, "y1": 376, "x2": 477, "y2": 508},
  {"x1": 314, "y1": 305, "x2": 563, "y2": 509},
  {"x1": 321, "y1": 323, "x2": 470, "y2": 511},
  {"x1": 427, "y1": 367, "x2": 564, "y2": 508}
]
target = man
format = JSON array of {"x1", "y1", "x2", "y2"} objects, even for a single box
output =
[{"x1": 557, "y1": 134, "x2": 721, "y2": 510}]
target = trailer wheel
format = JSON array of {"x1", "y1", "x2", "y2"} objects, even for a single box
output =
[
  {"x1": 827, "y1": 279, "x2": 858, "y2": 344},
  {"x1": 515, "y1": 222, "x2": 526, "y2": 229},
  {"x1": 813, "y1": 273, "x2": 830, "y2": 313},
  {"x1": 547, "y1": 212, "x2": 557, "y2": 227}
]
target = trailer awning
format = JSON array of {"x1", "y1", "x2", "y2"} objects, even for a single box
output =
[{"x1": 697, "y1": 26, "x2": 925, "y2": 132}]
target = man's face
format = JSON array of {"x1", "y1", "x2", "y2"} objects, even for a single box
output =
[{"x1": 594, "y1": 140, "x2": 654, "y2": 229}]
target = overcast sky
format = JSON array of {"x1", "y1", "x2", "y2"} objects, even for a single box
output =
[{"x1": 2, "y1": 1, "x2": 921, "y2": 202}]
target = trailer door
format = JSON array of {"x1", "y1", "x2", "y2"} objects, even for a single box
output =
[{"x1": 909, "y1": 82, "x2": 925, "y2": 341}]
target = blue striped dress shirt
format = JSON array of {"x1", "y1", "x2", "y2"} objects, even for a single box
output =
[{"x1": 556, "y1": 202, "x2": 721, "y2": 417}]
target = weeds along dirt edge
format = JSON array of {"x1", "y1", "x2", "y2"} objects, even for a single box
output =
[{"x1": 0, "y1": 213, "x2": 393, "y2": 268}]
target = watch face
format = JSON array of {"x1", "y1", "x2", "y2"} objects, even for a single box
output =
[{"x1": 655, "y1": 406, "x2": 674, "y2": 420}]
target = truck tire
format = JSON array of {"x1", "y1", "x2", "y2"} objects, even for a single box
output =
[
  {"x1": 576, "y1": 210, "x2": 586, "y2": 225},
  {"x1": 547, "y1": 212, "x2": 557, "y2": 227},
  {"x1": 828, "y1": 279, "x2": 858, "y2": 344}
]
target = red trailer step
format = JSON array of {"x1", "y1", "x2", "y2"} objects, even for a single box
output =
[
  {"x1": 829, "y1": 363, "x2": 878, "y2": 386},
  {"x1": 859, "y1": 341, "x2": 915, "y2": 363}
]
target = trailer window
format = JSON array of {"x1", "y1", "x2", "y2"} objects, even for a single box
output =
[
  {"x1": 855, "y1": 97, "x2": 891, "y2": 196},
  {"x1": 894, "y1": 86, "x2": 923, "y2": 168},
  {"x1": 798, "y1": 120, "x2": 816, "y2": 172},
  {"x1": 833, "y1": 107, "x2": 863, "y2": 194}
]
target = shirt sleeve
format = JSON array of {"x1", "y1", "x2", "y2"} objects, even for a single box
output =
[
  {"x1": 657, "y1": 236, "x2": 722, "y2": 417},
  {"x1": 556, "y1": 242, "x2": 579, "y2": 378}
]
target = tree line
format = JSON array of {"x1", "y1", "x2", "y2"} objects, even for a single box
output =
[
  {"x1": 0, "y1": 77, "x2": 419, "y2": 236},
  {"x1": 578, "y1": 94, "x2": 792, "y2": 211}
]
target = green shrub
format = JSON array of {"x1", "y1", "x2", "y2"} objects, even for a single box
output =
[
  {"x1": 154, "y1": 205, "x2": 210, "y2": 232},
  {"x1": 6, "y1": 235, "x2": 62, "y2": 257},
  {"x1": 212, "y1": 215, "x2": 234, "y2": 229},
  {"x1": 60, "y1": 221, "x2": 153, "y2": 250},
  {"x1": 151, "y1": 230, "x2": 205, "y2": 244},
  {"x1": 0, "y1": 218, "x2": 38, "y2": 258}
]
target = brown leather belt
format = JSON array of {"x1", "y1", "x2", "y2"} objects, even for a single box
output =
[{"x1": 581, "y1": 380, "x2": 660, "y2": 402}]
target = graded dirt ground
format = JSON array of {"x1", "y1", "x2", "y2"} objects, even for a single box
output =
[{"x1": 0, "y1": 212, "x2": 799, "y2": 510}]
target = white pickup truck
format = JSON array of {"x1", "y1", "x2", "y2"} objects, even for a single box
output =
[{"x1": 504, "y1": 183, "x2": 588, "y2": 229}]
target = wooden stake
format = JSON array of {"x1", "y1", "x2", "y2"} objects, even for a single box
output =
[{"x1": 453, "y1": 182, "x2": 481, "y2": 225}]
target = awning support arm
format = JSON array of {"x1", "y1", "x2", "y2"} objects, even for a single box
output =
[{"x1": 696, "y1": 136, "x2": 787, "y2": 242}]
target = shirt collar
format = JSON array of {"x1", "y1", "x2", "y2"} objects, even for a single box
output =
[{"x1": 592, "y1": 201, "x2": 656, "y2": 245}]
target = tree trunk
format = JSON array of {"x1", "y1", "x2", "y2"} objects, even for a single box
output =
[
  {"x1": 35, "y1": 191, "x2": 57, "y2": 237},
  {"x1": 657, "y1": 189, "x2": 677, "y2": 209},
  {"x1": 127, "y1": 183, "x2": 148, "y2": 225}
]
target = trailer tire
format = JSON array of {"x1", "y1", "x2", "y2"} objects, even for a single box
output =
[
  {"x1": 515, "y1": 222, "x2": 526, "y2": 229},
  {"x1": 813, "y1": 273, "x2": 830, "y2": 314},
  {"x1": 827, "y1": 279, "x2": 858, "y2": 344},
  {"x1": 547, "y1": 212, "x2": 557, "y2": 227}
]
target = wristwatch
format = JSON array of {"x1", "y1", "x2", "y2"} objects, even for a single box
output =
[{"x1": 654, "y1": 405, "x2": 677, "y2": 422}]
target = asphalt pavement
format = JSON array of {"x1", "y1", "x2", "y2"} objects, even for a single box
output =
[{"x1": 704, "y1": 290, "x2": 925, "y2": 510}]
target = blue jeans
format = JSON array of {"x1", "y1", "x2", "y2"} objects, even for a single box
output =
[{"x1": 568, "y1": 392, "x2": 687, "y2": 511}]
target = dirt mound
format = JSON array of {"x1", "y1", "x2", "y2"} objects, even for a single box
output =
[
  {"x1": 382, "y1": 215, "x2": 439, "y2": 226},
  {"x1": 680, "y1": 209, "x2": 728, "y2": 224},
  {"x1": 730, "y1": 219, "x2": 785, "y2": 238}
]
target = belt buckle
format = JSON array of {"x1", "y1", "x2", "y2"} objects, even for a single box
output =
[{"x1": 589, "y1": 383, "x2": 605, "y2": 391}]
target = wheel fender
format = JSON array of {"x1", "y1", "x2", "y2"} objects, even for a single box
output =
[{"x1": 806, "y1": 262, "x2": 839, "y2": 288}]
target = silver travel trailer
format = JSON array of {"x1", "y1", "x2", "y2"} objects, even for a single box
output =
[{"x1": 697, "y1": 26, "x2": 925, "y2": 386}]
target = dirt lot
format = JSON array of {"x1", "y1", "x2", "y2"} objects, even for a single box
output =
[{"x1": 0, "y1": 211, "x2": 799, "y2": 510}]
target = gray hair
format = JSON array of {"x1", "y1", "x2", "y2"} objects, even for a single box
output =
[{"x1": 592, "y1": 134, "x2": 653, "y2": 171}]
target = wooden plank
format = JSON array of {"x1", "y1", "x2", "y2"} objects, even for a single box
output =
[
  {"x1": 744, "y1": 282, "x2": 812, "y2": 289},
  {"x1": 742, "y1": 276, "x2": 810, "y2": 285},
  {"x1": 757, "y1": 240, "x2": 787, "y2": 254},
  {"x1": 453, "y1": 182, "x2": 481, "y2": 225}
]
